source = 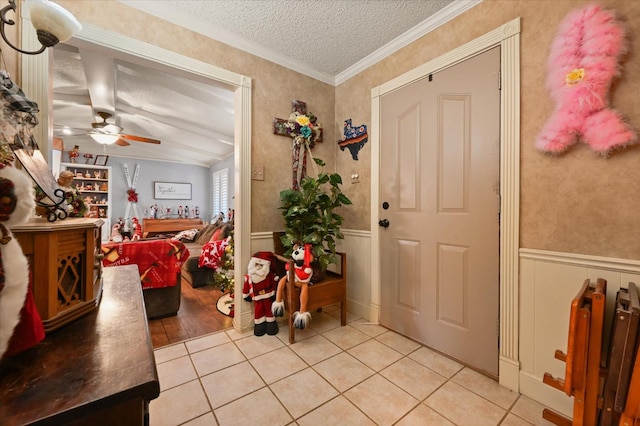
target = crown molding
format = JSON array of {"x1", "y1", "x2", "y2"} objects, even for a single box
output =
[
  {"x1": 118, "y1": 0, "x2": 335, "y2": 85},
  {"x1": 334, "y1": 0, "x2": 482, "y2": 85},
  {"x1": 119, "y1": 0, "x2": 481, "y2": 87}
]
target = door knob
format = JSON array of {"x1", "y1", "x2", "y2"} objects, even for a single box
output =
[{"x1": 378, "y1": 219, "x2": 389, "y2": 228}]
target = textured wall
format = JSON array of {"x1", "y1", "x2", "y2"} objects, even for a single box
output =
[
  {"x1": 56, "y1": 0, "x2": 335, "y2": 234},
  {"x1": 57, "y1": 0, "x2": 640, "y2": 259},
  {"x1": 335, "y1": 0, "x2": 640, "y2": 259}
]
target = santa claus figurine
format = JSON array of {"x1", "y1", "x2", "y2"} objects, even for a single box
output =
[
  {"x1": 242, "y1": 251, "x2": 278, "y2": 336},
  {"x1": 0, "y1": 157, "x2": 44, "y2": 359}
]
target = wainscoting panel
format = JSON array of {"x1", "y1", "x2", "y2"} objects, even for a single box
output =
[
  {"x1": 519, "y1": 249, "x2": 640, "y2": 417},
  {"x1": 251, "y1": 230, "x2": 372, "y2": 321}
]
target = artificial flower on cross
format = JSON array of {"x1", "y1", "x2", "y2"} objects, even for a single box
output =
[{"x1": 285, "y1": 111, "x2": 322, "y2": 190}]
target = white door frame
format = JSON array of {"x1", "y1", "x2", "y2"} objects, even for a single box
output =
[
  {"x1": 370, "y1": 18, "x2": 521, "y2": 390},
  {"x1": 23, "y1": 22, "x2": 255, "y2": 333}
]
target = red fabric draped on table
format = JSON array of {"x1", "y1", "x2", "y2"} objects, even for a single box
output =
[{"x1": 102, "y1": 239, "x2": 189, "y2": 289}]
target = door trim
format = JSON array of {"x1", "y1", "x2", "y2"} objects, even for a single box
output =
[
  {"x1": 371, "y1": 18, "x2": 521, "y2": 390},
  {"x1": 23, "y1": 21, "x2": 255, "y2": 333}
]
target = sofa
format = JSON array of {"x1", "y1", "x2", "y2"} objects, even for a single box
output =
[
  {"x1": 101, "y1": 239, "x2": 189, "y2": 319},
  {"x1": 177, "y1": 222, "x2": 233, "y2": 288}
]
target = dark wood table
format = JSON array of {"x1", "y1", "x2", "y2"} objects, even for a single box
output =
[{"x1": 0, "y1": 265, "x2": 160, "y2": 425}]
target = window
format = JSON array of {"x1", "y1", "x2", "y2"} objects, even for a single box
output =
[{"x1": 212, "y1": 168, "x2": 229, "y2": 220}]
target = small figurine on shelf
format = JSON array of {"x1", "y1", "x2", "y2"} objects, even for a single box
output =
[
  {"x1": 68, "y1": 145, "x2": 80, "y2": 163},
  {"x1": 56, "y1": 170, "x2": 87, "y2": 217},
  {"x1": 84, "y1": 170, "x2": 91, "y2": 178},
  {"x1": 83, "y1": 153, "x2": 93, "y2": 164},
  {"x1": 131, "y1": 217, "x2": 142, "y2": 241},
  {"x1": 178, "y1": 205, "x2": 184, "y2": 218},
  {"x1": 184, "y1": 205, "x2": 189, "y2": 218},
  {"x1": 94, "y1": 171, "x2": 101, "y2": 179},
  {"x1": 195, "y1": 206, "x2": 200, "y2": 218},
  {"x1": 110, "y1": 223, "x2": 123, "y2": 243}
]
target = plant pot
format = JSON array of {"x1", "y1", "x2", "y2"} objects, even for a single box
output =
[{"x1": 311, "y1": 264, "x2": 325, "y2": 283}]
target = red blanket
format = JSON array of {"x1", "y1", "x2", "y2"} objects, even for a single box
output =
[{"x1": 102, "y1": 239, "x2": 189, "y2": 289}]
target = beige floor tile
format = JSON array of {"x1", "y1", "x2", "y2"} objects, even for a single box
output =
[
  {"x1": 154, "y1": 343, "x2": 187, "y2": 364},
  {"x1": 380, "y1": 357, "x2": 447, "y2": 400},
  {"x1": 347, "y1": 339, "x2": 403, "y2": 371},
  {"x1": 214, "y1": 387, "x2": 292, "y2": 426},
  {"x1": 501, "y1": 413, "x2": 534, "y2": 425},
  {"x1": 376, "y1": 330, "x2": 422, "y2": 355},
  {"x1": 185, "y1": 331, "x2": 231, "y2": 354},
  {"x1": 201, "y1": 361, "x2": 265, "y2": 409},
  {"x1": 149, "y1": 380, "x2": 211, "y2": 426},
  {"x1": 510, "y1": 396, "x2": 557, "y2": 425},
  {"x1": 308, "y1": 311, "x2": 342, "y2": 333},
  {"x1": 313, "y1": 352, "x2": 375, "y2": 392},
  {"x1": 396, "y1": 403, "x2": 456, "y2": 425},
  {"x1": 270, "y1": 368, "x2": 339, "y2": 418},
  {"x1": 157, "y1": 355, "x2": 198, "y2": 391},
  {"x1": 289, "y1": 334, "x2": 342, "y2": 365},
  {"x1": 322, "y1": 325, "x2": 370, "y2": 350},
  {"x1": 250, "y1": 346, "x2": 307, "y2": 384},
  {"x1": 183, "y1": 412, "x2": 217, "y2": 426},
  {"x1": 225, "y1": 327, "x2": 253, "y2": 341},
  {"x1": 408, "y1": 347, "x2": 463, "y2": 378},
  {"x1": 190, "y1": 342, "x2": 246, "y2": 376},
  {"x1": 452, "y1": 367, "x2": 519, "y2": 409},
  {"x1": 344, "y1": 374, "x2": 419, "y2": 425},
  {"x1": 297, "y1": 395, "x2": 376, "y2": 426},
  {"x1": 235, "y1": 333, "x2": 285, "y2": 359},
  {"x1": 425, "y1": 381, "x2": 505, "y2": 425},
  {"x1": 276, "y1": 321, "x2": 318, "y2": 343},
  {"x1": 350, "y1": 320, "x2": 388, "y2": 337}
]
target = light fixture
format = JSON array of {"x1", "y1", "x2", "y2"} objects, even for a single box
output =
[
  {"x1": 0, "y1": 0, "x2": 81, "y2": 55},
  {"x1": 90, "y1": 133, "x2": 119, "y2": 145}
]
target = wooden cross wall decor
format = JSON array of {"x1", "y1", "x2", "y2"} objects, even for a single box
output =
[{"x1": 273, "y1": 100, "x2": 324, "y2": 190}]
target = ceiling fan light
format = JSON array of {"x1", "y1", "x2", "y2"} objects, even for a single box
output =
[
  {"x1": 90, "y1": 133, "x2": 119, "y2": 145},
  {"x1": 29, "y1": 0, "x2": 82, "y2": 45}
]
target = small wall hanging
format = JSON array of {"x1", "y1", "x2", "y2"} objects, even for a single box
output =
[
  {"x1": 273, "y1": 100, "x2": 323, "y2": 190},
  {"x1": 338, "y1": 119, "x2": 368, "y2": 160},
  {"x1": 535, "y1": 4, "x2": 636, "y2": 155}
]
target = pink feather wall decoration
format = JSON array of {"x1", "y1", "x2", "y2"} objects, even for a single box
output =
[{"x1": 535, "y1": 4, "x2": 636, "y2": 155}]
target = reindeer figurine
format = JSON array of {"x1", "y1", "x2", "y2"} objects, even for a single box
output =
[{"x1": 271, "y1": 243, "x2": 314, "y2": 329}]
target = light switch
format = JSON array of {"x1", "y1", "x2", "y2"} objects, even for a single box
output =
[{"x1": 252, "y1": 164, "x2": 264, "y2": 181}]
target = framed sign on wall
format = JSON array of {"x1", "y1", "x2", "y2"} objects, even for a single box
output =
[{"x1": 154, "y1": 182, "x2": 192, "y2": 200}]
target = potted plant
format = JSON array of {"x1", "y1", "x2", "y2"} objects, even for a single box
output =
[{"x1": 279, "y1": 157, "x2": 352, "y2": 280}]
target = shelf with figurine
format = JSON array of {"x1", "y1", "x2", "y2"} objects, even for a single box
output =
[{"x1": 60, "y1": 162, "x2": 112, "y2": 242}]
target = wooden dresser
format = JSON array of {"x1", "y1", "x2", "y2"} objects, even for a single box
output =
[
  {"x1": 142, "y1": 218, "x2": 203, "y2": 238},
  {"x1": 0, "y1": 265, "x2": 160, "y2": 425}
]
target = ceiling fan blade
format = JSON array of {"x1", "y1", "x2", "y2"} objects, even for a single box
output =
[
  {"x1": 115, "y1": 138, "x2": 131, "y2": 147},
  {"x1": 120, "y1": 134, "x2": 161, "y2": 144}
]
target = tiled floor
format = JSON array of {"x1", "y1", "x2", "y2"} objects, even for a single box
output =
[{"x1": 150, "y1": 305, "x2": 555, "y2": 425}]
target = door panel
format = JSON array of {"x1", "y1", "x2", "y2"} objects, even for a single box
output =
[{"x1": 379, "y1": 47, "x2": 501, "y2": 375}]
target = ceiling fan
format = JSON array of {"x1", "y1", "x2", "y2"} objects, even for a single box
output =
[{"x1": 55, "y1": 111, "x2": 161, "y2": 147}]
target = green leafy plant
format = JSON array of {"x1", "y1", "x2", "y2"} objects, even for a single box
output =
[{"x1": 279, "y1": 158, "x2": 352, "y2": 273}]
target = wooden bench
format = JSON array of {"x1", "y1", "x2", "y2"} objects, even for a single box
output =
[
  {"x1": 542, "y1": 278, "x2": 607, "y2": 426},
  {"x1": 282, "y1": 252, "x2": 347, "y2": 343},
  {"x1": 272, "y1": 232, "x2": 347, "y2": 344}
]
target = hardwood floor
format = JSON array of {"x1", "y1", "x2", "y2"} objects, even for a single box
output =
[{"x1": 148, "y1": 279, "x2": 234, "y2": 349}]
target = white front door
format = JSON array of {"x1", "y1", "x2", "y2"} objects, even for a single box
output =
[{"x1": 379, "y1": 47, "x2": 501, "y2": 375}]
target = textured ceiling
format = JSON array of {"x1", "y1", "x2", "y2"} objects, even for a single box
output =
[{"x1": 121, "y1": 0, "x2": 473, "y2": 84}]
